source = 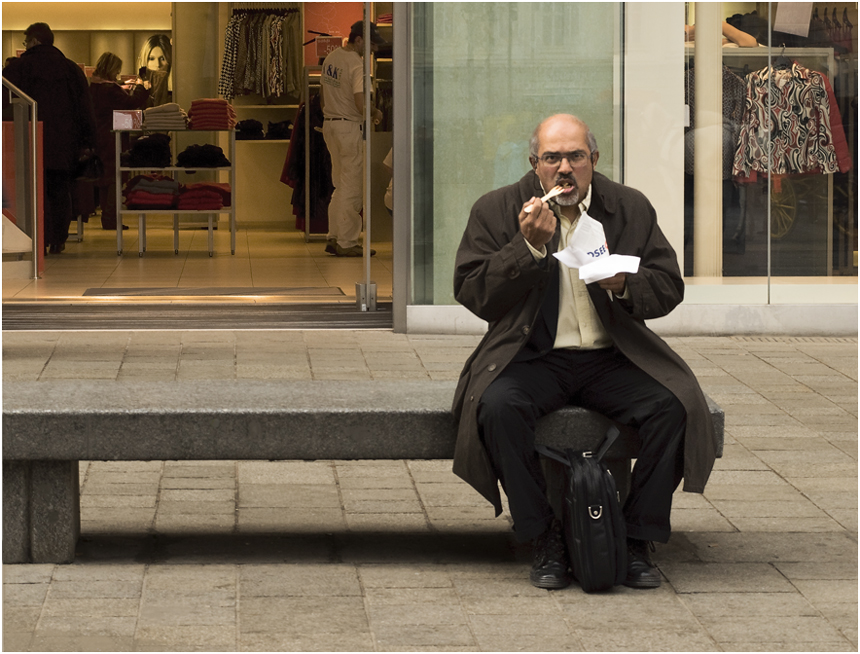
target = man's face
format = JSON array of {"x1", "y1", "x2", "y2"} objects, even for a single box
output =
[{"x1": 532, "y1": 116, "x2": 598, "y2": 207}]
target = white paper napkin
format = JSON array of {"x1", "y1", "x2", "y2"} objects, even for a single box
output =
[
  {"x1": 552, "y1": 212, "x2": 641, "y2": 283},
  {"x1": 578, "y1": 254, "x2": 640, "y2": 284}
]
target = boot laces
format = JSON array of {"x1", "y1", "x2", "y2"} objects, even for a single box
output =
[{"x1": 534, "y1": 520, "x2": 566, "y2": 565}]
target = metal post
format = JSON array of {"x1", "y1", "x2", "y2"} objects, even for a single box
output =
[
  {"x1": 29, "y1": 101, "x2": 38, "y2": 278},
  {"x1": 116, "y1": 130, "x2": 123, "y2": 255},
  {"x1": 304, "y1": 67, "x2": 312, "y2": 243},
  {"x1": 356, "y1": 2, "x2": 377, "y2": 311},
  {"x1": 391, "y1": 2, "x2": 412, "y2": 332},
  {"x1": 766, "y1": 4, "x2": 773, "y2": 302}
]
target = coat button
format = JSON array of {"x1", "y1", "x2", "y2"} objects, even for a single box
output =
[
  {"x1": 488, "y1": 363, "x2": 497, "y2": 372},
  {"x1": 470, "y1": 395, "x2": 474, "y2": 401},
  {"x1": 521, "y1": 325, "x2": 530, "y2": 335}
]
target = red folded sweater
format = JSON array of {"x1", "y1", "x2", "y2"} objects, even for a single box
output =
[{"x1": 182, "y1": 183, "x2": 232, "y2": 205}]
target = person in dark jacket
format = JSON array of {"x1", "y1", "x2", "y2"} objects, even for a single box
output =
[
  {"x1": 2, "y1": 22, "x2": 96, "y2": 253},
  {"x1": 88, "y1": 52, "x2": 149, "y2": 230},
  {"x1": 452, "y1": 114, "x2": 717, "y2": 591}
]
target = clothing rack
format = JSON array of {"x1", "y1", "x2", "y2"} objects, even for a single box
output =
[
  {"x1": 231, "y1": 2, "x2": 299, "y2": 14},
  {"x1": 232, "y1": 8, "x2": 299, "y2": 16},
  {"x1": 220, "y1": 4, "x2": 303, "y2": 100}
]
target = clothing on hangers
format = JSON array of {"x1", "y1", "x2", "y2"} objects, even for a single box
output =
[
  {"x1": 219, "y1": 7, "x2": 301, "y2": 100},
  {"x1": 732, "y1": 62, "x2": 853, "y2": 182},
  {"x1": 281, "y1": 95, "x2": 333, "y2": 233}
]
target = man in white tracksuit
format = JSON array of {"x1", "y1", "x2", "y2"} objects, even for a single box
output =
[{"x1": 319, "y1": 21, "x2": 385, "y2": 257}]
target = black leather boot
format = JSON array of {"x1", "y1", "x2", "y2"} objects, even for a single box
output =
[
  {"x1": 529, "y1": 519, "x2": 571, "y2": 589},
  {"x1": 624, "y1": 538, "x2": 661, "y2": 588}
]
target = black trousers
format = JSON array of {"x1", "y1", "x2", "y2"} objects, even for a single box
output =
[
  {"x1": 45, "y1": 170, "x2": 74, "y2": 248},
  {"x1": 96, "y1": 180, "x2": 118, "y2": 228},
  {"x1": 477, "y1": 347, "x2": 686, "y2": 544}
]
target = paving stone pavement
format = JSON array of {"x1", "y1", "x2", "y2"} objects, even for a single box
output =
[{"x1": 2, "y1": 331, "x2": 857, "y2": 651}]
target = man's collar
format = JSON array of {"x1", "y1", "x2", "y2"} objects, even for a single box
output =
[{"x1": 578, "y1": 184, "x2": 592, "y2": 213}]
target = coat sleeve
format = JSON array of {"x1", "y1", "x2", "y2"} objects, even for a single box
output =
[
  {"x1": 70, "y1": 62, "x2": 97, "y2": 150},
  {"x1": 114, "y1": 84, "x2": 150, "y2": 110},
  {"x1": 614, "y1": 193, "x2": 685, "y2": 321},
  {"x1": 2, "y1": 60, "x2": 22, "y2": 88},
  {"x1": 453, "y1": 193, "x2": 550, "y2": 323}
]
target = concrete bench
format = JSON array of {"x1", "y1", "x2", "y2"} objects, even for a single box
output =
[{"x1": 3, "y1": 380, "x2": 724, "y2": 564}]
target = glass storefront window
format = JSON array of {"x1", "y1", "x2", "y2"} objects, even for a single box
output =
[
  {"x1": 411, "y1": 2, "x2": 622, "y2": 305},
  {"x1": 684, "y1": 3, "x2": 857, "y2": 296}
]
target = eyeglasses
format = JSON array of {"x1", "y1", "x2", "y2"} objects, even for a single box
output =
[{"x1": 537, "y1": 151, "x2": 592, "y2": 168}]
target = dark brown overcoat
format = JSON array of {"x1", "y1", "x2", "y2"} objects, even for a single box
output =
[
  {"x1": 452, "y1": 170, "x2": 717, "y2": 516},
  {"x1": 3, "y1": 44, "x2": 96, "y2": 172}
]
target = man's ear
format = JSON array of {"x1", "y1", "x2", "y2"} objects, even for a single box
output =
[{"x1": 529, "y1": 156, "x2": 537, "y2": 170}]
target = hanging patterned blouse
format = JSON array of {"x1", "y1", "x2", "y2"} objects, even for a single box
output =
[
  {"x1": 218, "y1": 9, "x2": 302, "y2": 101},
  {"x1": 732, "y1": 62, "x2": 852, "y2": 182}
]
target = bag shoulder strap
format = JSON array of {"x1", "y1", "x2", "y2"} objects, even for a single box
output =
[
  {"x1": 534, "y1": 443, "x2": 569, "y2": 467},
  {"x1": 594, "y1": 426, "x2": 621, "y2": 462}
]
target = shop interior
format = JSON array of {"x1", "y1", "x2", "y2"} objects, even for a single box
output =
[
  {"x1": 2, "y1": 2, "x2": 394, "y2": 320},
  {"x1": 683, "y1": 2, "x2": 857, "y2": 280},
  {"x1": 4, "y1": 2, "x2": 856, "y2": 324}
]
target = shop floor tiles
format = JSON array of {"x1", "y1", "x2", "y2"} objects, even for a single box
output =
[{"x1": 3, "y1": 219, "x2": 393, "y2": 306}]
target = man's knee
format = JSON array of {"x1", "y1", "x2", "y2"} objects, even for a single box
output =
[
  {"x1": 661, "y1": 392, "x2": 686, "y2": 426},
  {"x1": 478, "y1": 383, "x2": 540, "y2": 451},
  {"x1": 637, "y1": 389, "x2": 686, "y2": 456},
  {"x1": 478, "y1": 381, "x2": 527, "y2": 425}
]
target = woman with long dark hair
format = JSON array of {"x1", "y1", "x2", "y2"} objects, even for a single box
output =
[{"x1": 137, "y1": 34, "x2": 172, "y2": 106}]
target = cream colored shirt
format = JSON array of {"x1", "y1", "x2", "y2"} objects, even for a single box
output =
[
  {"x1": 525, "y1": 185, "x2": 614, "y2": 350},
  {"x1": 320, "y1": 47, "x2": 363, "y2": 121}
]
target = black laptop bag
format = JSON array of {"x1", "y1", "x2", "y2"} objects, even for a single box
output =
[{"x1": 536, "y1": 426, "x2": 627, "y2": 592}]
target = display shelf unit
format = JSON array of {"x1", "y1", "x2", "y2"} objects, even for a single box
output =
[
  {"x1": 229, "y1": 97, "x2": 298, "y2": 224},
  {"x1": 231, "y1": 100, "x2": 298, "y2": 143},
  {"x1": 114, "y1": 129, "x2": 237, "y2": 257}
]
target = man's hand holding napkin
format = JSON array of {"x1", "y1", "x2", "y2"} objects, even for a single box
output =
[{"x1": 552, "y1": 212, "x2": 640, "y2": 297}]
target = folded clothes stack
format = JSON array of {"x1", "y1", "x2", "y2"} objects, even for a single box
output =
[
  {"x1": 177, "y1": 182, "x2": 232, "y2": 210},
  {"x1": 265, "y1": 120, "x2": 292, "y2": 139},
  {"x1": 121, "y1": 133, "x2": 172, "y2": 168},
  {"x1": 143, "y1": 103, "x2": 189, "y2": 130},
  {"x1": 236, "y1": 119, "x2": 265, "y2": 140},
  {"x1": 188, "y1": 99, "x2": 237, "y2": 130},
  {"x1": 176, "y1": 144, "x2": 231, "y2": 168},
  {"x1": 123, "y1": 174, "x2": 181, "y2": 209}
]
